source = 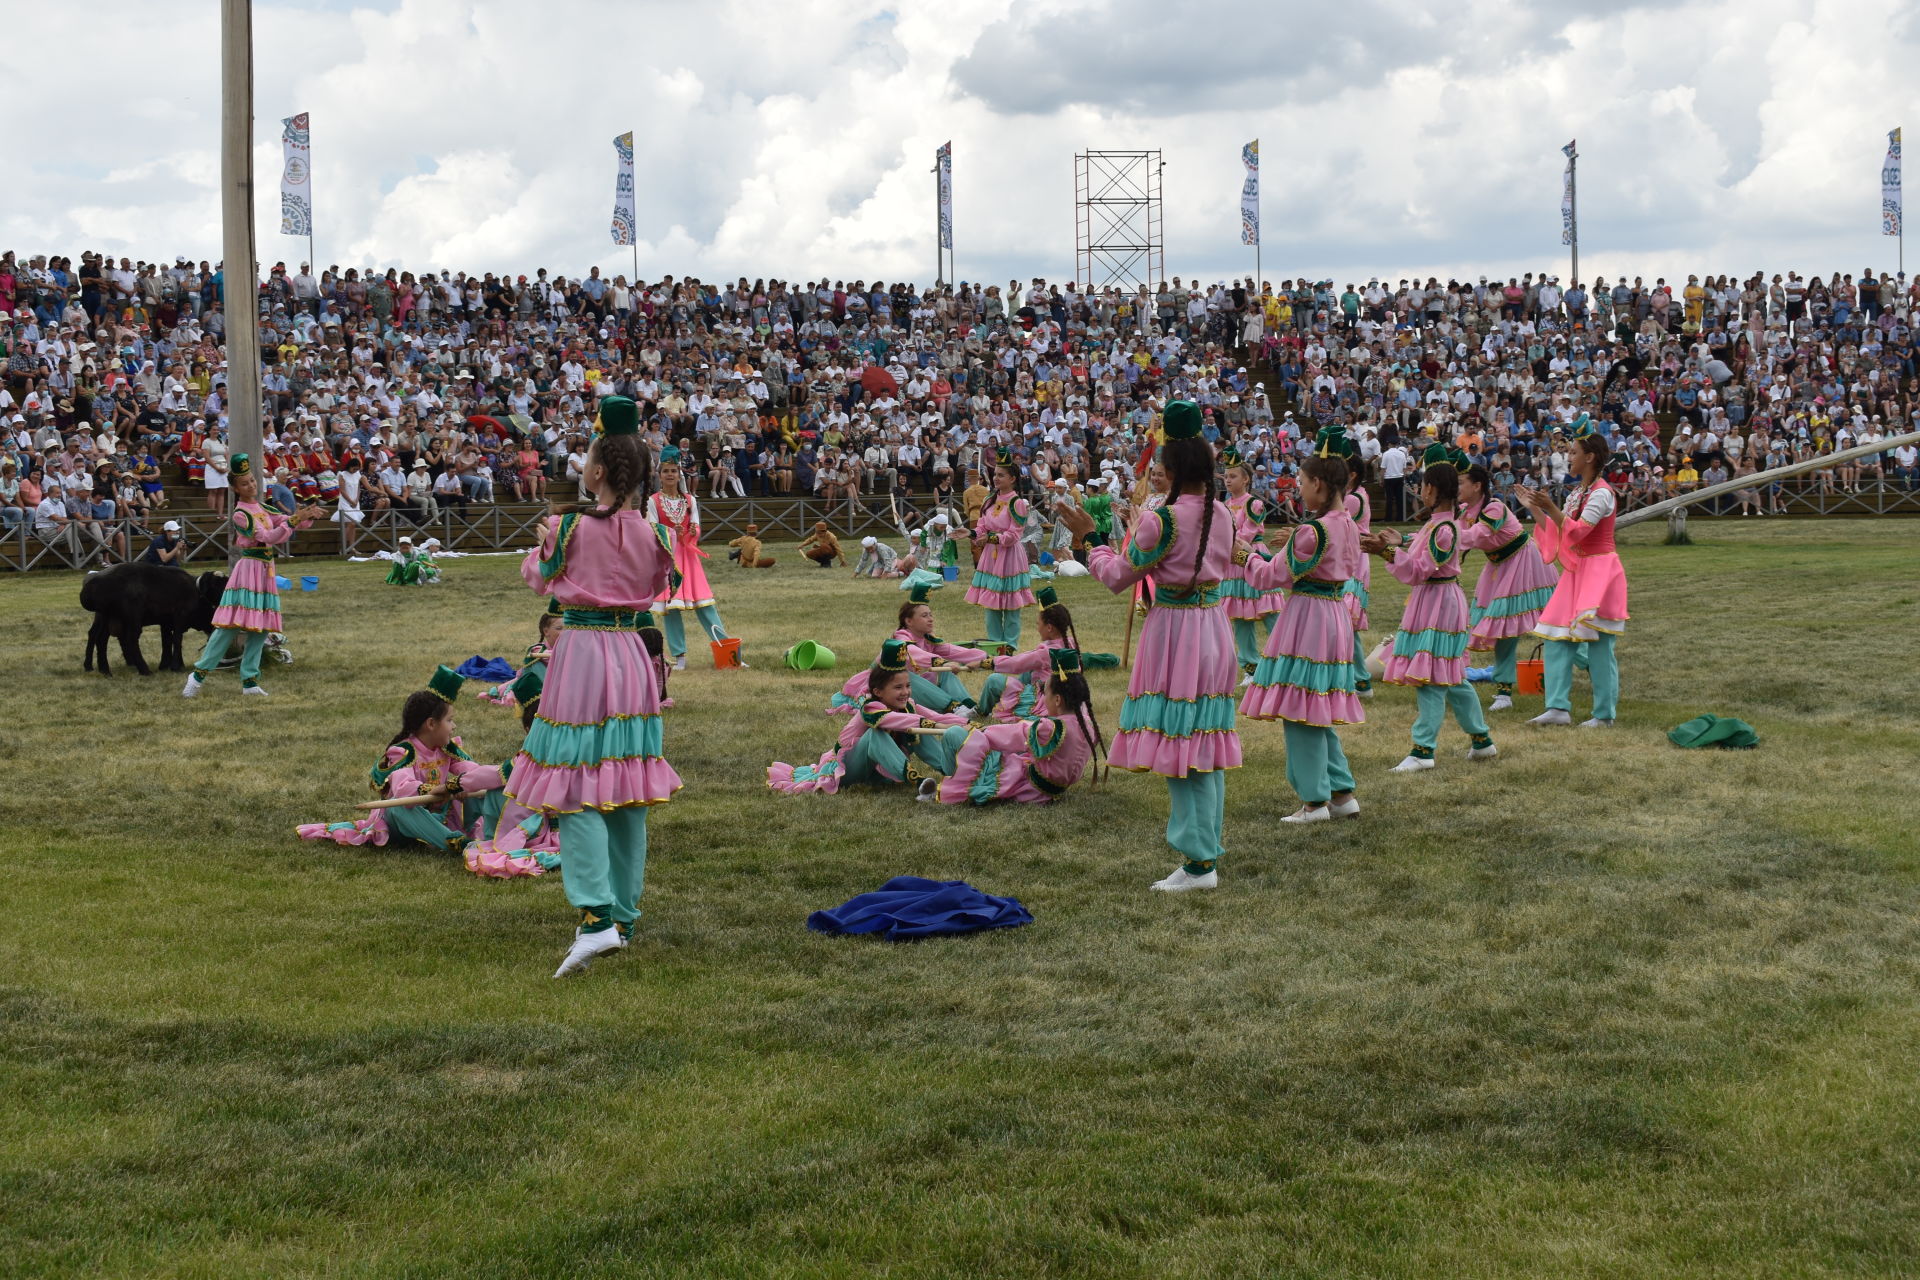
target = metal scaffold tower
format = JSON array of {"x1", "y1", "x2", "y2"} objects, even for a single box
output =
[{"x1": 1074, "y1": 150, "x2": 1163, "y2": 293}]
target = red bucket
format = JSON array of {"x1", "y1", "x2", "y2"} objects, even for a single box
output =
[
  {"x1": 1515, "y1": 643, "x2": 1545, "y2": 695},
  {"x1": 710, "y1": 628, "x2": 743, "y2": 670}
]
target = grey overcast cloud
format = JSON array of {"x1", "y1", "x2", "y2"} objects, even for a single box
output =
[{"x1": 8, "y1": 0, "x2": 1916, "y2": 286}]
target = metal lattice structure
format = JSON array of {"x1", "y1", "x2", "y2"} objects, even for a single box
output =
[{"x1": 1074, "y1": 150, "x2": 1163, "y2": 293}]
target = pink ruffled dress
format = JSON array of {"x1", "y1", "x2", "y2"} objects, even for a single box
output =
[
  {"x1": 1533, "y1": 480, "x2": 1630, "y2": 641},
  {"x1": 768, "y1": 699, "x2": 970, "y2": 794},
  {"x1": 1240, "y1": 510, "x2": 1365, "y2": 725},
  {"x1": 297, "y1": 737, "x2": 504, "y2": 849},
  {"x1": 505, "y1": 509, "x2": 683, "y2": 816},
  {"x1": 1383, "y1": 514, "x2": 1471, "y2": 687},
  {"x1": 1086, "y1": 494, "x2": 1243, "y2": 776},
  {"x1": 965, "y1": 493, "x2": 1036, "y2": 610},
  {"x1": 1459, "y1": 497, "x2": 1560, "y2": 643},
  {"x1": 937, "y1": 713, "x2": 1091, "y2": 805},
  {"x1": 1342, "y1": 488, "x2": 1372, "y2": 631},
  {"x1": 1220, "y1": 493, "x2": 1283, "y2": 619},
  {"x1": 647, "y1": 491, "x2": 715, "y2": 610},
  {"x1": 213, "y1": 500, "x2": 309, "y2": 632},
  {"x1": 979, "y1": 636, "x2": 1065, "y2": 723}
]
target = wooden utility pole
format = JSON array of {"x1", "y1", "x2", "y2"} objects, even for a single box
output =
[{"x1": 221, "y1": 0, "x2": 263, "y2": 475}]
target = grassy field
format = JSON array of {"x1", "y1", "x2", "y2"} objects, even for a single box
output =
[{"x1": 3, "y1": 518, "x2": 1918, "y2": 1278}]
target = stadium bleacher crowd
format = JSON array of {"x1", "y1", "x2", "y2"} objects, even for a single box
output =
[{"x1": 4, "y1": 247, "x2": 1919, "y2": 564}]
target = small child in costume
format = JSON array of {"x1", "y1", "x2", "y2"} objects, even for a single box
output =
[
  {"x1": 798, "y1": 521, "x2": 845, "y2": 568},
  {"x1": 936, "y1": 648, "x2": 1105, "y2": 806},
  {"x1": 769, "y1": 639, "x2": 972, "y2": 798},
  {"x1": 386, "y1": 535, "x2": 426, "y2": 585},
  {"x1": 297, "y1": 667, "x2": 505, "y2": 853},
  {"x1": 975, "y1": 585, "x2": 1117, "y2": 723},
  {"x1": 417, "y1": 537, "x2": 444, "y2": 584},
  {"x1": 480, "y1": 610, "x2": 563, "y2": 708},
  {"x1": 727, "y1": 523, "x2": 776, "y2": 568}
]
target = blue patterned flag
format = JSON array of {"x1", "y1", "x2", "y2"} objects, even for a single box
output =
[
  {"x1": 280, "y1": 113, "x2": 312, "y2": 238},
  {"x1": 1884, "y1": 128, "x2": 1902, "y2": 237},
  {"x1": 1561, "y1": 140, "x2": 1576, "y2": 246},
  {"x1": 611, "y1": 132, "x2": 636, "y2": 247},
  {"x1": 1240, "y1": 140, "x2": 1259, "y2": 246}
]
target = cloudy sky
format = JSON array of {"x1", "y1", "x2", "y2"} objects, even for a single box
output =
[{"x1": 8, "y1": 0, "x2": 1916, "y2": 290}]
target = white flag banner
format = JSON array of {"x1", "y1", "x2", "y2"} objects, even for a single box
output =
[
  {"x1": 937, "y1": 142, "x2": 953, "y2": 250},
  {"x1": 1883, "y1": 128, "x2": 1902, "y2": 237},
  {"x1": 280, "y1": 113, "x2": 312, "y2": 237},
  {"x1": 1561, "y1": 140, "x2": 1576, "y2": 246},
  {"x1": 611, "y1": 131, "x2": 636, "y2": 247},
  {"x1": 1240, "y1": 139, "x2": 1260, "y2": 246}
]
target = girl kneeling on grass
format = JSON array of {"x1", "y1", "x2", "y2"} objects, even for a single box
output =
[
  {"x1": 770, "y1": 640, "x2": 972, "y2": 799},
  {"x1": 936, "y1": 648, "x2": 1105, "y2": 806},
  {"x1": 509, "y1": 396, "x2": 684, "y2": 978},
  {"x1": 1367, "y1": 447, "x2": 1497, "y2": 774},
  {"x1": 1238, "y1": 440, "x2": 1365, "y2": 824},
  {"x1": 297, "y1": 670, "x2": 505, "y2": 854}
]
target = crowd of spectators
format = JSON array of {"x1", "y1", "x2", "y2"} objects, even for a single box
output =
[{"x1": 4, "y1": 248, "x2": 1919, "y2": 565}]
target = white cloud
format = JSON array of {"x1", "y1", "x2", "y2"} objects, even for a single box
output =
[{"x1": 4, "y1": 0, "x2": 1915, "y2": 289}]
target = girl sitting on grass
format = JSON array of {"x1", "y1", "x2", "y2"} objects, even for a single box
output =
[
  {"x1": 936, "y1": 648, "x2": 1105, "y2": 806},
  {"x1": 770, "y1": 640, "x2": 972, "y2": 799}
]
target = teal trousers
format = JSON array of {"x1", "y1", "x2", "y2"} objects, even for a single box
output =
[
  {"x1": 910, "y1": 670, "x2": 976, "y2": 712},
  {"x1": 1352, "y1": 630, "x2": 1371, "y2": 691},
  {"x1": 192, "y1": 628, "x2": 268, "y2": 685},
  {"x1": 1165, "y1": 769, "x2": 1227, "y2": 874},
  {"x1": 556, "y1": 806, "x2": 649, "y2": 931},
  {"x1": 661, "y1": 604, "x2": 729, "y2": 659},
  {"x1": 386, "y1": 802, "x2": 468, "y2": 852},
  {"x1": 1283, "y1": 721, "x2": 1354, "y2": 806},
  {"x1": 1412, "y1": 683, "x2": 1490, "y2": 753},
  {"x1": 983, "y1": 608, "x2": 1022, "y2": 649},
  {"x1": 1545, "y1": 634, "x2": 1617, "y2": 720},
  {"x1": 1491, "y1": 636, "x2": 1520, "y2": 692},
  {"x1": 1231, "y1": 618, "x2": 1263, "y2": 668}
]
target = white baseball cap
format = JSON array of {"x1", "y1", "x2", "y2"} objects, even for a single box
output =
[{"x1": 162, "y1": 520, "x2": 180, "y2": 532}]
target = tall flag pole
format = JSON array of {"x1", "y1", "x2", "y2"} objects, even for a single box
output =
[
  {"x1": 280, "y1": 112, "x2": 313, "y2": 275},
  {"x1": 1884, "y1": 127, "x2": 1903, "y2": 276},
  {"x1": 1562, "y1": 139, "x2": 1578, "y2": 285},
  {"x1": 936, "y1": 141, "x2": 953, "y2": 285},
  {"x1": 611, "y1": 131, "x2": 638, "y2": 285},
  {"x1": 1241, "y1": 139, "x2": 1260, "y2": 290}
]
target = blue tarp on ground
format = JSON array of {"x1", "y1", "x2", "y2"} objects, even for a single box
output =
[
  {"x1": 807, "y1": 876, "x2": 1033, "y2": 941},
  {"x1": 454, "y1": 655, "x2": 517, "y2": 682}
]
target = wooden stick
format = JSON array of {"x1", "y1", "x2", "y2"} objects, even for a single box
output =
[
  {"x1": 1121, "y1": 579, "x2": 1139, "y2": 669},
  {"x1": 357, "y1": 792, "x2": 453, "y2": 811}
]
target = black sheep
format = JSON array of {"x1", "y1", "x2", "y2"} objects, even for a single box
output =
[{"x1": 81, "y1": 565, "x2": 227, "y2": 676}]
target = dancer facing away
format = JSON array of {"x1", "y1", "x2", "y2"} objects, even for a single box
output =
[
  {"x1": 769, "y1": 639, "x2": 972, "y2": 798},
  {"x1": 1059, "y1": 400, "x2": 1242, "y2": 892},
  {"x1": 1341, "y1": 450, "x2": 1376, "y2": 699},
  {"x1": 182, "y1": 452, "x2": 325, "y2": 698},
  {"x1": 1458, "y1": 463, "x2": 1559, "y2": 712},
  {"x1": 1239, "y1": 440, "x2": 1365, "y2": 823},
  {"x1": 510, "y1": 396, "x2": 684, "y2": 978},
  {"x1": 297, "y1": 669, "x2": 505, "y2": 853},
  {"x1": 936, "y1": 648, "x2": 1106, "y2": 806},
  {"x1": 975, "y1": 585, "x2": 1118, "y2": 723},
  {"x1": 647, "y1": 445, "x2": 737, "y2": 671},
  {"x1": 967, "y1": 447, "x2": 1037, "y2": 652},
  {"x1": 1218, "y1": 446, "x2": 1283, "y2": 680},
  {"x1": 1368, "y1": 448, "x2": 1497, "y2": 773},
  {"x1": 1517, "y1": 420, "x2": 1630, "y2": 728}
]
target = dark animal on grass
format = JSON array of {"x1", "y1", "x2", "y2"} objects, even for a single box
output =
[{"x1": 81, "y1": 565, "x2": 227, "y2": 676}]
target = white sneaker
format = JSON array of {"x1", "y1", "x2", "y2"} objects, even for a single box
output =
[
  {"x1": 181, "y1": 674, "x2": 201, "y2": 698},
  {"x1": 1281, "y1": 805, "x2": 1330, "y2": 824},
  {"x1": 1488, "y1": 694, "x2": 1513, "y2": 711},
  {"x1": 1579, "y1": 717, "x2": 1615, "y2": 729},
  {"x1": 672, "y1": 656, "x2": 687, "y2": 671},
  {"x1": 1238, "y1": 672, "x2": 1254, "y2": 688},
  {"x1": 1151, "y1": 866, "x2": 1218, "y2": 892},
  {"x1": 1466, "y1": 743, "x2": 1499, "y2": 760},
  {"x1": 915, "y1": 778, "x2": 939, "y2": 803},
  {"x1": 1328, "y1": 796, "x2": 1361, "y2": 819},
  {"x1": 1390, "y1": 754, "x2": 1436, "y2": 773},
  {"x1": 1528, "y1": 709, "x2": 1572, "y2": 727},
  {"x1": 241, "y1": 684, "x2": 270, "y2": 697},
  {"x1": 553, "y1": 928, "x2": 625, "y2": 977},
  {"x1": 1355, "y1": 686, "x2": 1374, "y2": 699}
]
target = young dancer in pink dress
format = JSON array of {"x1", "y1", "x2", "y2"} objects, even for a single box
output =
[
  {"x1": 647, "y1": 448, "x2": 735, "y2": 671},
  {"x1": 1059, "y1": 401, "x2": 1241, "y2": 892},
  {"x1": 966, "y1": 448, "x2": 1037, "y2": 651},
  {"x1": 1370, "y1": 448, "x2": 1497, "y2": 773},
  {"x1": 182, "y1": 452, "x2": 323, "y2": 698},
  {"x1": 510, "y1": 397, "x2": 684, "y2": 977},
  {"x1": 1341, "y1": 458, "x2": 1376, "y2": 699},
  {"x1": 936, "y1": 649, "x2": 1104, "y2": 806},
  {"x1": 1240, "y1": 441, "x2": 1365, "y2": 823},
  {"x1": 1518, "y1": 423, "x2": 1629, "y2": 727},
  {"x1": 1458, "y1": 464, "x2": 1559, "y2": 712},
  {"x1": 770, "y1": 640, "x2": 972, "y2": 797},
  {"x1": 1218, "y1": 448, "x2": 1282, "y2": 678}
]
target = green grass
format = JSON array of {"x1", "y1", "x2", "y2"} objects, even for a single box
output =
[{"x1": 3, "y1": 519, "x2": 1918, "y2": 1278}]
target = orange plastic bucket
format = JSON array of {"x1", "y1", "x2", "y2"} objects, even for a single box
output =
[
  {"x1": 710, "y1": 629, "x2": 743, "y2": 670},
  {"x1": 1515, "y1": 643, "x2": 1545, "y2": 695}
]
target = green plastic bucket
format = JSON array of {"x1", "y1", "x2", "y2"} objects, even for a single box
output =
[{"x1": 784, "y1": 640, "x2": 836, "y2": 670}]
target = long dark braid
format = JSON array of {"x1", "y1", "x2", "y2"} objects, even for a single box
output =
[
  {"x1": 1160, "y1": 435, "x2": 1218, "y2": 593},
  {"x1": 1050, "y1": 671, "x2": 1108, "y2": 787},
  {"x1": 564, "y1": 432, "x2": 652, "y2": 520}
]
